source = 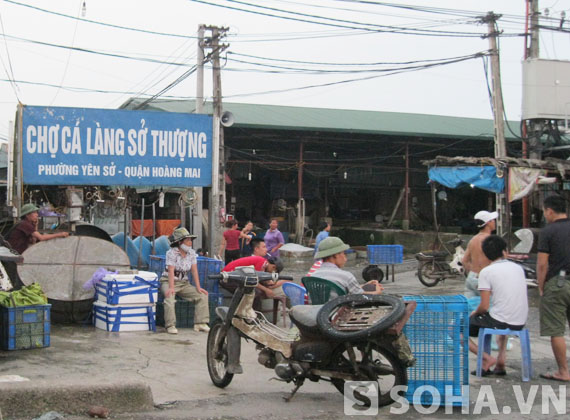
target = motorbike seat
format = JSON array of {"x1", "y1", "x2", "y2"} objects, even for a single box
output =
[
  {"x1": 419, "y1": 251, "x2": 448, "y2": 258},
  {"x1": 289, "y1": 304, "x2": 324, "y2": 329}
]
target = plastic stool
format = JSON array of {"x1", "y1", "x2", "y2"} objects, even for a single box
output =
[
  {"x1": 282, "y1": 283, "x2": 307, "y2": 328},
  {"x1": 282, "y1": 283, "x2": 306, "y2": 307},
  {"x1": 476, "y1": 328, "x2": 532, "y2": 381}
]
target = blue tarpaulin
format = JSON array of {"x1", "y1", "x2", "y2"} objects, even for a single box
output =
[{"x1": 428, "y1": 166, "x2": 504, "y2": 193}]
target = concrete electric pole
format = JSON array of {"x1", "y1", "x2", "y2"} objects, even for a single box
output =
[
  {"x1": 192, "y1": 24, "x2": 206, "y2": 250},
  {"x1": 527, "y1": 0, "x2": 542, "y2": 160},
  {"x1": 481, "y1": 12, "x2": 508, "y2": 236},
  {"x1": 202, "y1": 26, "x2": 229, "y2": 257}
]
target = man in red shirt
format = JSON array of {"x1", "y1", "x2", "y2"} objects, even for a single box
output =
[
  {"x1": 5, "y1": 203, "x2": 69, "y2": 290},
  {"x1": 222, "y1": 255, "x2": 286, "y2": 298},
  {"x1": 7, "y1": 204, "x2": 69, "y2": 254}
]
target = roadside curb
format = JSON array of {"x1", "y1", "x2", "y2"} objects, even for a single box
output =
[{"x1": 0, "y1": 380, "x2": 154, "y2": 419}]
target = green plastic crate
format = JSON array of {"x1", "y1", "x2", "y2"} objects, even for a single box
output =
[{"x1": 156, "y1": 294, "x2": 221, "y2": 328}]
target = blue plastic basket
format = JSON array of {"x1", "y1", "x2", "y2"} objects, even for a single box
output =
[
  {"x1": 150, "y1": 255, "x2": 223, "y2": 294},
  {"x1": 194, "y1": 257, "x2": 224, "y2": 294},
  {"x1": 149, "y1": 255, "x2": 166, "y2": 277},
  {"x1": 0, "y1": 304, "x2": 51, "y2": 350},
  {"x1": 367, "y1": 245, "x2": 403, "y2": 264},
  {"x1": 403, "y1": 295, "x2": 469, "y2": 407}
]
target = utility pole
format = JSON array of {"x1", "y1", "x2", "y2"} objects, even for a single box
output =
[
  {"x1": 193, "y1": 24, "x2": 206, "y2": 251},
  {"x1": 204, "y1": 26, "x2": 229, "y2": 257},
  {"x1": 484, "y1": 12, "x2": 507, "y2": 159},
  {"x1": 482, "y1": 12, "x2": 508, "y2": 236},
  {"x1": 528, "y1": 0, "x2": 542, "y2": 160}
]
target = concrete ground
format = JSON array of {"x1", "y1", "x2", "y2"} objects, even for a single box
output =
[{"x1": 1, "y1": 258, "x2": 570, "y2": 419}]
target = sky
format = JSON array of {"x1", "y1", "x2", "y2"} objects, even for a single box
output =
[{"x1": 0, "y1": 0, "x2": 569, "y2": 143}]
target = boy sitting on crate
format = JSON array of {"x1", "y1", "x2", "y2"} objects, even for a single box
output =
[{"x1": 468, "y1": 235, "x2": 528, "y2": 376}]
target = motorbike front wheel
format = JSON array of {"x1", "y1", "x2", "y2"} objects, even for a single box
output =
[
  {"x1": 330, "y1": 342, "x2": 407, "y2": 407},
  {"x1": 417, "y1": 261, "x2": 443, "y2": 287},
  {"x1": 206, "y1": 319, "x2": 234, "y2": 388}
]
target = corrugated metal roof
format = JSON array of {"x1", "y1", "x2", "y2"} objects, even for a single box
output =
[{"x1": 121, "y1": 99, "x2": 517, "y2": 141}]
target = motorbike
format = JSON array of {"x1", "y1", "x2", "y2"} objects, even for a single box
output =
[
  {"x1": 206, "y1": 267, "x2": 416, "y2": 407},
  {"x1": 414, "y1": 238, "x2": 465, "y2": 287},
  {"x1": 507, "y1": 254, "x2": 537, "y2": 287}
]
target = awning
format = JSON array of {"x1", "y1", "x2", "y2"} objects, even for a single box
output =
[{"x1": 428, "y1": 166, "x2": 504, "y2": 193}]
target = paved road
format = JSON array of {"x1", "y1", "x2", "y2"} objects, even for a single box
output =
[{"x1": 3, "y1": 260, "x2": 570, "y2": 419}]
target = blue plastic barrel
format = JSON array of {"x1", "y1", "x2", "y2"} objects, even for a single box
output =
[
  {"x1": 133, "y1": 236, "x2": 152, "y2": 266},
  {"x1": 111, "y1": 233, "x2": 139, "y2": 268},
  {"x1": 153, "y1": 235, "x2": 171, "y2": 257}
]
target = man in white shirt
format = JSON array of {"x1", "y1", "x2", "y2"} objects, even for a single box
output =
[{"x1": 468, "y1": 235, "x2": 528, "y2": 376}]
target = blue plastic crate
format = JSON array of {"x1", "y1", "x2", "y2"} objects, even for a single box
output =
[
  {"x1": 194, "y1": 257, "x2": 223, "y2": 294},
  {"x1": 150, "y1": 255, "x2": 223, "y2": 294},
  {"x1": 403, "y1": 295, "x2": 469, "y2": 407},
  {"x1": 149, "y1": 255, "x2": 166, "y2": 277},
  {"x1": 367, "y1": 245, "x2": 403, "y2": 264},
  {"x1": 0, "y1": 304, "x2": 51, "y2": 350}
]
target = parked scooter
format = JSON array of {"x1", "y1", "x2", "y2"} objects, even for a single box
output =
[
  {"x1": 415, "y1": 238, "x2": 465, "y2": 287},
  {"x1": 507, "y1": 254, "x2": 537, "y2": 287},
  {"x1": 207, "y1": 267, "x2": 416, "y2": 407}
]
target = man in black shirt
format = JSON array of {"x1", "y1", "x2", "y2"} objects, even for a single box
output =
[{"x1": 538, "y1": 195, "x2": 570, "y2": 382}]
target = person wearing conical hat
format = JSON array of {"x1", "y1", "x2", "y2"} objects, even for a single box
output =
[{"x1": 161, "y1": 227, "x2": 210, "y2": 334}]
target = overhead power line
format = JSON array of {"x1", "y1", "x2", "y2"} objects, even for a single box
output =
[
  {"x1": 224, "y1": 51, "x2": 485, "y2": 98},
  {"x1": 228, "y1": 50, "x2": 486, "y2": 67},
  {"x1": 0, "y1": 33, "x2": 191, "y2": 66},
  {"x1": 225, "y1": 51, "x2": 489, "y2": 74},
  {"x1": 189, "y1": 0, "x2": 491, "y2": 37},
  {"x1": 0, "y1": 77, "x2": 202, "y2": 97},
  {"x1": 4, "y1": 0, "x2": 196, "y2": 39}
]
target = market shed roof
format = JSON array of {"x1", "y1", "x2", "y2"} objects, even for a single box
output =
[{"x1": 120, "y1": 99, "x2": 518, "y2": 141}]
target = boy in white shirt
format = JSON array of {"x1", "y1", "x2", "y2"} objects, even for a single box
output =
[{"x1": 468, "y1": 235, "x2": 528, "y2": 376}]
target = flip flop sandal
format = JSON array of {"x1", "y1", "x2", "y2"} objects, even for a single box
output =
[
  {"x1": 540, "y1": 373, "x2": 570, "y2": 382},
  {"x1": 471, "y1": 369, "x2": 492, "y2": 377}
]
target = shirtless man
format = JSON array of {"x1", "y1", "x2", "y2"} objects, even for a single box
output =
[{"x1": 462, "y1": 210, "x2": 497, "y2": 298}]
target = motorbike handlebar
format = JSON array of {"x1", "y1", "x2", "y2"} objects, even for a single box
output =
[{"x1": 208, "y1": 270, "x2": 292, "y2": 285}]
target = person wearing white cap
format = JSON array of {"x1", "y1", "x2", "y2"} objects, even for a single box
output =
[{"x1": 462, "y1": 210, "x2": 498, "y2": 298}]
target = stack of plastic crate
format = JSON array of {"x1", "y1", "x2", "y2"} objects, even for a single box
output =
[
  {"x1": 154, "y1": 256, "x2": 224, "y2": 327},
  {"x1": 0, "y1": 304, "x2": 51, "y2": 350},
  {"x1": 403, "y1": 295, "x2": 469, "y2": 407},
  {"x1": 93, "y1": 271, "x2": 159, "y2": 332}
]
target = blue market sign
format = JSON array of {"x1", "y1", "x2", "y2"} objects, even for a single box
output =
[{"x1": 21, "y1": 106, "x2": 212, "y2": 187}]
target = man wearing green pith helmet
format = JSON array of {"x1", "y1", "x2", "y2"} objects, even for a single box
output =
[
  {"x1": 5, "y1": 203, "x2": 69, "y2": 289},
  {"x1": 312, "y1": 236, "x2": 384, "y2": 296},
  {"x1": 7, "y1": 203, "x2": 69, "y2": 255}
]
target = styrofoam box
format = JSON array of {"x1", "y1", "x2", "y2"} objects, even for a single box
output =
[
  {"x1": 95, "y1": 271, "x2": 159, "y2": 305},
  {"x1": 93, "y1": 302, "x2": 156, "y2": 332}
]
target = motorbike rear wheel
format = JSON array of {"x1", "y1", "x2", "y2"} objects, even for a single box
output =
[
  {"x1": 330, "y1": 342, "x2": 407, "y2": 407},
  {"x1": 206, "y1": 319, "x2": 234, "y2": 388},
  {"x1": 417, "y1": 261, "x2": 442, "y2": 287}
]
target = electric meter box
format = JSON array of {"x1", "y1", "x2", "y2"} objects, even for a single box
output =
[{"x1": 522, "y1": 58, "x2": 570, "y2": 121}]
